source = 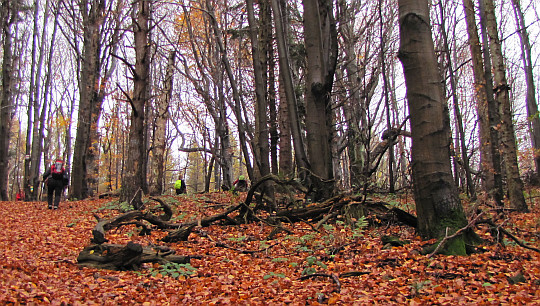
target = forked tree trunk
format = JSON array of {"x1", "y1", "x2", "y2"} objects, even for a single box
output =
[
  {"x1": 302, "y1": 0, "x2": 338, "y2": 200},
  {"x1": 466, "y1": 0, "x2": 504, "y2": 206},
  {"x1": 397, "y1": 0, "x2": 470, "y2": 255}
]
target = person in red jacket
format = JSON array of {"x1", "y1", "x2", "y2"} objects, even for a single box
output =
[
  {"x1": 16, "y1": 189, "x2": 24, "y2": 201},
  {"x1": 42, "y1": 159, "x2": 69, "y2": 209}
]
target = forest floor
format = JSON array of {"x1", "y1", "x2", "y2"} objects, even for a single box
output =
[{"x1": 0, "y1": 190, "x2": 539, "y2": 305}]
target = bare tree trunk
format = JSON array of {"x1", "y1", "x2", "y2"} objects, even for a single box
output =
[
  {"x1": 482, "y1": 0, "x2": 528, "y2": 212},
  {"x1": 206, "y1": 0, "x2": 254, "y2": 181},
  {"x1": 29, "y1": 0, "x2": 55, "y2": 201},
  {"x1": 437, "y1": 0, "x2": 476, "y2": 199},
  {"x1": 120, "y1": 0, "x2": 150, "y2": 209},
  {"x1": 246, "y1": 0, "x2": 271, "y2": 181},
  {"x1": 23, "y1": 0, "x2": 40, "y2": 201},
  {"x1": 265, "y1": 2, "x2": 279, "y2": 176},
  {"x1": 271, "y1": 0, "x2": 309, "y2": 180},
  {"x1": 71, "y1": 0, "x2": 105, "y2": 200},
  {"x1": 379, "y1": 0, "x2": 395, "y2": 193},
  {"x1": 336, "y1": 0, "x2": 370, "y2": 190},
  {"x1": 149, "y1": 51, "x2": 175, "y2": 196},
  {"x1": 472, "y1": 0, "x2": 504, "y2": 206},
  {"x1": 398, "y1": 0, "x2": 470, "y2": 254},
  {"x1": 180, "y1": 4, "x2": 233, "y2": 190},
  {"x1": 303, "y1": 0, "x2": 338, "y2": 200},
  {"x1": 0, "y1": 0, "x2": 18, "y2": 200},
  {"x1": 511, "y1": 0, "x2": 540, "y2": 179}
]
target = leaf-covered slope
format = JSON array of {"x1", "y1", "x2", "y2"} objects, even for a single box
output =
[{"x1": 0, "y1": 193, "x2": 539, "y2": 304}]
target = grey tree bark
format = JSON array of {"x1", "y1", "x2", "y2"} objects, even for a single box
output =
[
  {"x1": 482, "y1": 0, "x2": 528, "y2": 212},
  {"x1": 71, "y1": 0, "x2": 105, "y2": 200},
  {"x1": 149, "y1": 51, "x2": 175, "y2": 196},
  {"x1": 397, "y1": 0, "x2": 470, "y2": 254},
  {"x1": 511, "y1": 0, "x2": 540, "y2": 180},
  {"x1": 120, "y1": 0, "x2": 150, "y2": 209},
  {"x1": 272, "y1": 0, "x2": 305, "y2": 177},
  {"x1": 246, "y1": 0, "x2": 271, "y2": 181},
  {"x1": 437, "y1": 0, "x2": 476, "y2": 199},
  {"x1": 463, "y1": 0, "x2": 502, "y2": 204},
  {"x1": 206, "y1": 0, "x2": 254, "y2": 181},
  {"x1": 0, "y1": 0, "x2": 19, "y2": 200},
  {"x1": 302, "y1": 0, "x2": 338, "y2": 200},
  {"x1": 179, "y1": 4, "x2": 234, "y2": 190}
]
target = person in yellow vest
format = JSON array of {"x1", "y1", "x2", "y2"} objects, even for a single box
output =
[{"x1": 174, "y1": 176, "x2": 186, "y2": 195}]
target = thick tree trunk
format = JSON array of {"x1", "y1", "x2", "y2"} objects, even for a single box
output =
[
  {"x1": 0, "y1": 0, "x2": 17, "y2": 200},
  {"x1": 483, "y1": 0, "x2": 528, "y2": 212},
  {"x1": 120, "y1": 0, "x2": 150, "y2": 209},
  {"x1": 71, "y1": 0, "x2": 105, "y2": 200},
  {"x1": 397, "y1": 0, "x2": 470, "y2": 255},
  {"x1": 247, "y1": 0, "x2": 275, "y2": 208},
  {"x1": 302, "y1": 0, "x2": 338, "y2": 200}
]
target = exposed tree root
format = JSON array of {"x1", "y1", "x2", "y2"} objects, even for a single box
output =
[
  {"x1": 77, "y1": 242, "x2": 193, "y2": 270},
  {"x1": 81, "y1": 190, "x2": 418, "y2": 271}
]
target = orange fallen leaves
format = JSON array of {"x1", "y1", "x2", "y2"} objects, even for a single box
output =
[{"x1": 0, "y1": 193, "x2": 539, "y2": 304}]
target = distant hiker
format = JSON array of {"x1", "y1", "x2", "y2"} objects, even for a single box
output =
[
  {"x1": 174, "y1": 177, "x2": 186, "y2": 195},
  {"x1": 16, "y1": 189, "x2": 24, "y2": 201},
  {"x1": 232, "y1": 175, "x2": 248, "y2": 193},
  {"x1": 42, "y1": 159, "x2": 69, "y2": 209}
]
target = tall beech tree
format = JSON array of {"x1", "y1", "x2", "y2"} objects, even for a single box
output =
[
  {"x1": 148, "y1": 51, "x2": 175, "y2": 196},
  {"x1": 397, "y1": 0, "x2": 471, "y2": 254},
  {"x1": 302, "y1": 0, "x2": 338, "y2": 200},
  {"x1": 482, "y1": 0, "x2": 528, "y2": 212},
  {"x1": 120, "y1": 0, "x2": 150, "y2": 209},
  {"x1": 0, "y1": 0, "x2": 19, "y2": 200},
  {"x1": 70, "y1": 0, "x2": 123, "y2": 200},
  {"x1": 271, "y1": 0, "x2": 307, "y2": 178}
]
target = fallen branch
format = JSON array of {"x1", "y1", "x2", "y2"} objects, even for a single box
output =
[
  {"x1": 162, "y1": 204, "x2": 242, "y2": 242},
  {"x1": 479, "y1": 219, "x2": 540, "y2": 253}
]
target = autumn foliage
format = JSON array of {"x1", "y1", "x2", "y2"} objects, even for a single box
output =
[{"x1": 1, "y1": 192, "x2": 539, "y2": 304}]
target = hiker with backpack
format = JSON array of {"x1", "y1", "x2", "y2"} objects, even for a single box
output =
[
  {"x1": 231, "y1": 175, "x2": 248, "y2": 193},
  {"x1": 174, "y1": 176, "x2": 186, "y2": 195},
  {"x1": 42, "y1": 159, "x2": 69, "y2": 209}
]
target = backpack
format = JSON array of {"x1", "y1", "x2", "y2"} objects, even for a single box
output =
[{"x1": 51, "y1": 161, "x2": 65, "y2": 180}]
